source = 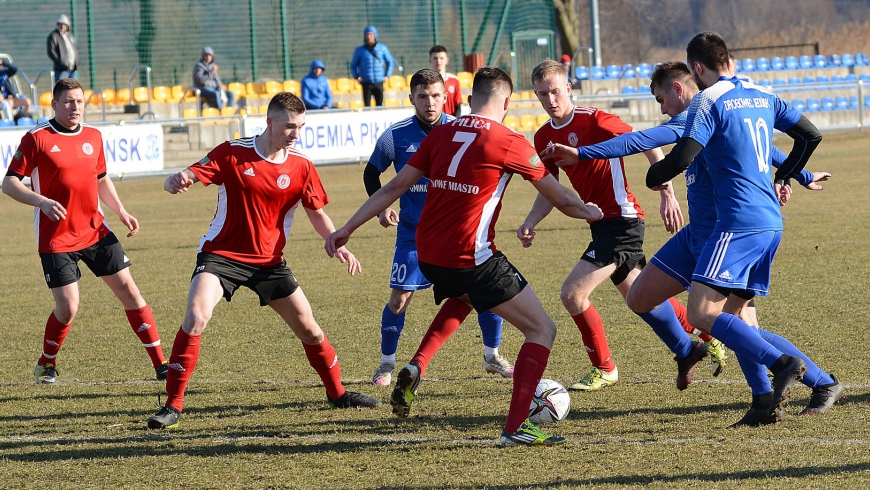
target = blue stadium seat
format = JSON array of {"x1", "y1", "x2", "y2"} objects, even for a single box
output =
[
  {"x1": 802, "y1": 76, "x2": 816, "y2": 84},
  {"x1": 788, "y1": 76, "x2": 801, "y2": 85},
  {"x1": 799, "y1": 55, "x2": 813, "y2": 69},
  {"x1": 813, "y1": 55, "x2": 827, "y2": 68},
  {"x1": 791, "y1": 98, "x2": 806, "y2": 112},
  {"x1": 574, "y1": 66, "x2": 590, "y2": 80},
  {"x1": 620, "y1": 64, "x2": 635, "y2": 78},
  {"x1": 856, "y1": 53, "x2": 869, "y2": 65},
  {"x1": 827, "y1": 54, "x2": 841, "y2": 66},
  {"x1": 770, "y1": 57, "x2": 785, "y2": 70},
  {"x1": 638, "y1": 85, "x2": 651, "y2": 93},
  {"x1": 785, "y1": 56, "x2": 799, "y2": 69},
  {"x1": 806, "y1": 97, "x2": 820, "y2": 111},
  {"x1": 816, "y1": 75, "x2": 829, "y2": 83},
  {"x1": 831, "y1": 74, "x2": 844, "y2": 82},
  {"x1": 859, "y1": 73, "x2": 870, "y2": 82},
  {"x1": 591, "y1": 65, "x2": 606, "y2": 80},
  {"x1": 638, "y1": 63, "x2": 652, "y2": 78},
  {"x1": 741, "y1": 58, "x2": 755, "y2": 72},
  {"x1": 36, "y1": 116, "x2": 50, "y2": 124},
  {"x1": 757, "y1": 78, "x2": 772, "y2": 87},
  {"x1": 773, "y1": 78, "x2": 787, "y2": 86},
  {"x1": 850, "y1": 95, "x2": 859, "y2": 109},
  {"x1": 16, "y1": 117, "x2": 35, "y2": 126},
  {"x1": 865, "y1": 94, "x2": 870, "y2": 108},
  {"x1": 840, "y1": 53, "x2": 855, "y2": 67},
  {"x1": 0, "y1": 119, "x2": 15, "y2": 127},
  {"x1": 835, "y1": 96, "x2": 849, "y2": 110},
  {"x1": 621, "y1": 85, "x2": 637, "y2": 94},
  {"x1": 732, "y1": 59, "x2": 742, "y2": 72},
  {"x1": 845, "y1": 73, "x2": 858, "y2": 81},
  {"x1": 820, "y1": 97, "x2": 834, "y2": 111},
  {"x1": 756, "y1": 57, "x2": 770, "y2": 71},
  {"x1": 605, "y1": 64, "x2": 621, "y2": 79}
]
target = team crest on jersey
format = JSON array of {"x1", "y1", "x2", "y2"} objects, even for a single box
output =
[
  {"x1": 13, "y1": 150, "x2": 22, "y2": 160},
  {"x1": 448, "y1": 86, "x2": 455, "y2": 93},
  {"x1": 81, "y1": 142, "x2": 94, "y2": 155},
  {"x1": 276, "y1": 174, "x2": 291, "y2": 189},
  {"x1": 528, "y1": 154, "x2": 541, "y2": 168},
  {"x1": 568, "y1": 132, "x2": 579, "y2": 146},
  {"x1": 196, "y1": 156, "x2": 210, "y2": 166}
]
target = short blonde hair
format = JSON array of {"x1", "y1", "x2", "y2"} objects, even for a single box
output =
[{"x1": 531, "y1": 59, "x2": 568, "y2": 85}]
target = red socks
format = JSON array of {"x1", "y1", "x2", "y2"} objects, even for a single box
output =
[
  {"x1": 411, "y1": 298, "x2": 473, "y2": 377},
  {"x1": 125, "y1": 306, "x2": 166, "y2": 368},
  {"x1": 165, "y1": 328, "x2": 201, "y2": 412},
  {"x1": 303, "y1": 337, "x2": 344, "y2": 401},
  {"x1": 572, "y1": 304, "x2": 615, "y2": 372},
  {"x1": 38, "y1": 312, "x2": 71, "y2": 367},
  {"x1": 504, "y1": 342, "x2": 550, "y2": 433},
  {"x1": 668, "y1": 298, "x2": 712, "y2": 342}
]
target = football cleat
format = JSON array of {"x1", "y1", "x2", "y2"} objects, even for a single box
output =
[
  {"x1": 155, "y1": 361, "x2": 169, "y2": 381},
  {"x1": 147, "y1": 406, "x2": 181, "y2": 429},
  {"x1": 729, "y1": 392, "x2": 781, "y2": 428},
  {"x1": 800, "y1": 374, "x2": 845, "y2": 415},
  {"x1": 34, "y1": 363, "x2": 58, "y2": 384},
  {"x1": 483, "y1": 354, "x2": 515, "y2": 378},
  {"x1": 706, "y1": 338, "x2": 727, "y2": 377},
  {"x1": 769, "y1": 355, "x2": 807, "y2": 415},
  {"x1": 327, "y1": 391, "x2": 382, "y2": 409},
  {"x1": 500, "y1": 419, "x2": 566, "y2": 446},
  {"x1": 568, "y1": 366, "x2": 618, "y2": 391},
  {"x1": 371, "y1": 361, "x2": 395, "y2": 386},
  {"x1": 675, "y1": 341, "x2": 709, "y2": 390},
  {"x1": 390, "y1": 361, "x2": 421, "y2": 419}
]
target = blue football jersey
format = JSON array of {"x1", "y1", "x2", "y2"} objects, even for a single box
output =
[
  {"x1": 683, "y1": 76, "x2": 802, "y2": 233},
  {"x1": 368, "y1": 113, "x2": 454, "y2": 248}
]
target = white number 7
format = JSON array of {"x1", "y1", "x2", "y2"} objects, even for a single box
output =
[{"x1": 448, "y1": 132, "x2": 476, "y2": 177}]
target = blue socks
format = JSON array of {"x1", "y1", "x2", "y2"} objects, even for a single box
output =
[
  {"x1": 759, "y1": 328, "x2": 834, "y2": 388},
  {"x1": 711, "y1": 313, "x2": 785, "y2": 367},
  {"x1": 380, "y1": 305, "x2": 405, "y2": 356},
  {"x1": 477, "y1": 310, "x2": 503, "y2": 348},
  {"x1": 635, "y1": 301, "x2": 692, "y2": 359}
]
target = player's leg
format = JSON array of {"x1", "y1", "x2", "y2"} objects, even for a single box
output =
[
  {"x1": 269, "y1": 287, "x2": 380, "y2": 409},
  {"x1": 35, "y1": 251, "x2": 85, "y2": 384},
  {"x1": 478, "y1": 310, "x2": 514, "y2": 378},
  {"x1": 561, "y1": 259, "x2": 618, "y2": 390},
  {"x1": 373, "y1": 288, "x2": 414, "y2": 385}
]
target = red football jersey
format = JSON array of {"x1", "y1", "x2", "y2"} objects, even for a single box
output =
[
  {"x1": 534, "y1": 105, "x2": 644, "y2": 221},
  {"x1": 189, "y1": 136, "x2": 329, "y2": 267},
  {"x1": 408, "y1": 114, "x2": 547, "y2": 268},
  {"x1": 442, "y1": 74, "x2": 463, "y2": 116},
  {"x1": 8, "y1": 122, "x2": 110, "y2": 253}
]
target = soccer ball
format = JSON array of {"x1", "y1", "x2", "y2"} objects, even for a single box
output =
[{"x1": 528, "y1": 378, "x2": 570, "y2": 424}]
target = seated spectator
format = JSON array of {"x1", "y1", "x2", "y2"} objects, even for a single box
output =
[
  {"x1": 301, "y1": 60, "x2": 333, "y2": 110},
  {"x1": 192, "y1": 47, "x2": 235, "y2": 111},
  {"x1": 0, "y1": 59, "x2": 33, "y2": 121}
]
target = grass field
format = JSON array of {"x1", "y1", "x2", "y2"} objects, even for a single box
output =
[{"x1": 1, "y1": 131, "x2": 869, "y2": 489}]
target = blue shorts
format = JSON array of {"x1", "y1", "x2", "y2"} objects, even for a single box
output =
[
  {"x1": 648, "y1": 226, "x2": 705, "y2": 290},
  {"x1": 389, "y1": 247, "x2": 432, "y2": 291},
  {"x1": 692, "y1": 231, "x2": 782, "y2": 296}
]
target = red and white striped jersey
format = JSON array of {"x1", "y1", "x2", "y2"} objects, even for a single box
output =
[
  {"x1": 189, "y1": 136, "x2": 329, "y2": 267},
  {"x1": 408, "y1": 114, "x2": 547, "y2": 268},
  {"x1": 8, "y1": 121, "x2": 111, "y2": 253},
  {"x1": 534, "y1": 105, "x2": 644, "y2": 221}
]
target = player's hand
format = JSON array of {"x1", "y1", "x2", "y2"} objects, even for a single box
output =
[
  {"x1": 38, "y1": 199, "x2": 67, "y2": 221},
  {"x1": 660, "y1": 191, "x2": 684, "y2": 234},
  {"x1": 805, "y1": 171, "x2": 831, "y2": 191},
  {"x1": 517, "y1": 223, "x2": 537, "y2": 248},
  {"x1": 118, "y1": 210, "x2": 140, "y2": 237},
  {"x1": 584, "y1": 202, "x2": 604, "y2": 221},
  {"x1": 378, "y1": 208, "x2": 399, "y2": 228},
  {"x1": 325, "y1": 227, "x2": 350, "y2": 258},
  {"x1": 165, "y1": 171, "x2": 194, "y2": 194},
  {"x1": 774, "y1": 182, "x2": 792, "y2": 206},
  {"x1": 540, "y1": 143, "x2": 580, "y2": 167},
  {"x1": 334, "y1": 246, "x2": 362, "y2": 276}
]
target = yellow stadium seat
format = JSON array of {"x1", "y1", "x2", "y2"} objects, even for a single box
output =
[
  {"x1": 258, "y1": 104, "x2": 269, "y2": 114},
  {"x1": 536, "y1": 113, "x2": 550, "y2": 127},
  {"x1": 83, "y1": 89, "x2": 93, "y2": 103},
  {"x1": 520, "y1": 91, "x2": 533, "y2": 100},
  {"x1": 388, "y1": 75, "x2": 405, "y2": 90},
  {"x1": 334, "y1": 101, "x2": 348, "y2": 109},
  {"x1": 510, "y1": 92, "x2": 520, "y2": 100},
  {"x1": 328, "y1": 78, "x2": 337, "y2": 91},
  {"x1": 152, "y1": 86, "x2": 171, "y2": 103},
  {"x1": 349, "y1": 99, "x2": 365, "y2": 110},
  {"x1": 242, "y1": 106, "x2": 257, "y2": 115},
  {"x1": 384, "y1": 98, "x2": 400, "y2": 106},
  {"x1": 221, "y1": 106, "x2": 236, "y2": 116},
  {"x1": 457, "y1": 71, "x2": 473, "y2": 88},
  {"x1": 335, "y1": 77, "x2": 353, "y2": 94},
  {"x1": 39, "y1": 91, "x2": 53, "y2": 107},
  {"x1": 406, "y1": 74, "x2": 414, "y2": 88},
  {"x1": 264, "y1": 80, "x2": 282, "y2": 95},
  {"x1": 202, "y1": 107, "x2": 220, "y2": 117},
  {"x1": 351, "y1": 79, "x2": 363, "y2": 93},
  {"x1": 247, "y1": 82, "x2": 265, "y2": 96},
  {"x1": 133, "y1": 87, "x2": 150, "y2": 103},
  {"x1": 402, "y1": 97, "x2": 414, "y2": 106},
  {"x1": 520, "y1": 114, "x2": 536, "y2": 130},
  {"x1": 228, "y1": 82, "x2": 246, "y2": 98},
  {"x1": 503, "y1": 115, "x2": 519, "y2": 130},
  {"x1": 283, "y1": 79, "x2": 300, "y2": 95},
  {"x1": 100, "y1": 89, "x2": 115, "y2": 105},
  {"x1": 233, "y1": 131, "x2": 240, "y2": 139},
  {"x1": 182, "y1": 108, "x2": 198, "y2": 118},
  {"x1": 115, "y1": 88, "x2": 131, "y2": 104}
]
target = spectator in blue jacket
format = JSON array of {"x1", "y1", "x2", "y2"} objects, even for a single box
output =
[
  {"x1": 301, "y1": 60, "x2": 333, "y2": 110},
  {"x1": 350, "y1": 25, "x2": 395, "y2": 107}
]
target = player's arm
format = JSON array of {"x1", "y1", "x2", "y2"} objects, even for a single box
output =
[
  {"x1": 646, "y1": 137, "x2": 703, "y2": 188},
  {"x1": 326, "y1": 164, "x2": 426, "y2": 257},
  {"x1": 2, "y1": 173, "x2": 67, "y2": 221},
  {"x1": 305, "y1": 206, "x2": 361, "y2": 276},
  {"x1": 519, "y1": 174, "x2": 603, "y2": 248},
  {"x1": 641, "y1": 147, "x2": 684, "y2": 234},
  {"x1": 541, "y1": 125, "x2": 679, "y2": 166},
  {"x1": 363, "y1": 163, "x2": 398, "y2": 227},
  {"x1": 774, "y1": 115, "x2": 823, "y2": 188},
  {"x1": 98, "y1": 174, "x2": 139, "y2": 237},
  {"x1": 164, "y1": 168, "x2": 200, "y2": 194}
]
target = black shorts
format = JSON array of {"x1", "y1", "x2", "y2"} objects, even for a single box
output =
[
  {"x1": 419, "y1": 252, "x2": 528, "y2": 312},
  {"x1": 581, "y1": 217, "x2": 647, "y2": 286},
  {"x1": 192, "y1": 253, "x2": 299, "y2": 306},
  {"x1": 39, "y1": 232, "x2": 131, "y2": 289}
]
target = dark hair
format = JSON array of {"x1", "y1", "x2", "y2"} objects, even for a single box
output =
[
  {"x1": 267, "y1": 92, "x2": 305, "y2": 117},
  {"x1": 409, "y1": 68, "x2": 445, "y2": 95},
  {"x1": 649, "y1": 61, "x2": 696, "y2": 93},
  {"x1": 429, "y1": 45, "x2": 448, "y2": 56},
  {"x1": 472, "y1": 67, "x2": 513, "y2": 99},
  {"x1": 686, "y1": 31, "x2": 729, "y2": 71},
  {"x1": 52, "y1": 78, "x2": 82, "y2": 101}
]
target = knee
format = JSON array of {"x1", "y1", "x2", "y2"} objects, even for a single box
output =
[
  {"x1": 54, "y1": 303, "x2": 77, "y2": 324},
  {"x1": 297, "y1": 325, "x2": 324, "y2": 345},
  {"x1": 183, "y1": 308, "x2": 212, "y2": 335},
  {"x1": 686, "y1": 309, "x2": 714, "y2": 333},
  {"x1": 387, "y1": 297, "x2": 408, "y2": 315},
  {"x1": 559, "y1": 286, "x2": 586, "y2": 312}
]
